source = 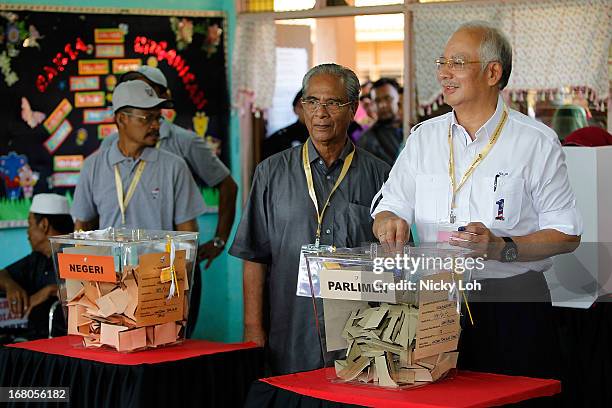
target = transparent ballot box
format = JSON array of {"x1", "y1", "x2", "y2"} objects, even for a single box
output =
[
  {"x1": 304, "y1": 244, "x2": 471, "y2": 388},
  {"x1": 49, "y1": 228, "x2": 199, "y2": 352}
]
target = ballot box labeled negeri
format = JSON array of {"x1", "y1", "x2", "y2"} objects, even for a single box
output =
[
  {"x1": 49, "y1": 228, "x2": 199, "y2": 352},
  {"x1": 305, "y1": 244, "x2": 472, "y2": 388}
]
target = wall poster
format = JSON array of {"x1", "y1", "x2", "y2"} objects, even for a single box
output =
[{"x1": 0, "y1": 5, "x2": 229, "y2": 227}]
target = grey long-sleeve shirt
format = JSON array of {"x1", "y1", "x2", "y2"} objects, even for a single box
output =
[{"x1": 230, "y1": 138, "x2": 390, "y2": 374}]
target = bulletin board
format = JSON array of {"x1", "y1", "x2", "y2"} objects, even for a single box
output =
[{"x1": 0, "y1": 5, "x2": 229, "y2": 227}]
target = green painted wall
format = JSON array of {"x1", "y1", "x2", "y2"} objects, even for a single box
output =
[{"x1": 0, "y1": 0, "x2": 244, "y2": 342}]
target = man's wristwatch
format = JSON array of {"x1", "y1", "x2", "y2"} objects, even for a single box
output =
[
  {"x1": 212, "y1": 236, "x2": 226, "y2": 249},
  {"x1": 500, "y1": 237, "x2": 518, "y2": 262}
]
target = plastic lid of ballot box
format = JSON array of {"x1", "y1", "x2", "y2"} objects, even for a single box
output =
[
  {"x1": 303, "y1": 243, "x2": 469, "y2": 389},
  {"x1": 48, "y1": 227, "x2": 199, "y2": 352}
]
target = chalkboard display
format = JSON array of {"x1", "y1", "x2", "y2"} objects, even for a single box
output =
[{"x1": 0, "y1": 6, "x2": 228, "y2": 227}]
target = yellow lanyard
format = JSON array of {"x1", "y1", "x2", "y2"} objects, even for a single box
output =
[
  {"x1": 448, "y1": 108, "x2": 508, "y2": 223},
  {"x1": 302, "y1": 140, "x2": 355, "y2": 246},
  {"x1": 114, "y1": 161, "x2": 147, "y2": 225}
]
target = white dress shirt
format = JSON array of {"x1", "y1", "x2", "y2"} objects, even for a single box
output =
[{"x1": 372, "y1": 95, "x2": 583, "y2": 245}]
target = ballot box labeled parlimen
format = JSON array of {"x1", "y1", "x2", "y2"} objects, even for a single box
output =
[
  {"x1": 49, "y1": 228, "x2": 199, "y2": 352},
  {"x1": 304, "y1": 244, "x2": 470, "y2": 388}
]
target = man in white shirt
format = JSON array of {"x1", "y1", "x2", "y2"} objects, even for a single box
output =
[
  {"x1": 371, "y1": 21, "x2": 583, "y2": 381},
  {"x1": 372, "y1": 22, "x2": 581, "y2": 259}
]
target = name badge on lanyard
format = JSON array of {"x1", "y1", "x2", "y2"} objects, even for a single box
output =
[
  {"x1": 114, "y1": 160, "x2": 146, "y2": 225},
  {"x1": 296, "y1": 243, "x2": 335, "y2": 298},
  {"x1": 447, "y1": 108, "x2": 508, "y2": 223},
  {"x1": 302, "y1": 140, "x2": 355, "y2": 246},
  {"x1": 296, "y1": 140, "x2": 354, "y2": 297}
]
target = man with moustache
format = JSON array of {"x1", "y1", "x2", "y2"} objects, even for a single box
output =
[
  {"x1": 230, "y1": 63, "x2": 390, "y2": 375},
  {"x1": 100, "y1": 66, "x2": 238, "y2": 337},
  {"x1": 72, "y1": 80, "x2": 205, "y2": 232},
  {"x1": 371, "y1": 21, "x2": 582, "y2": 379},
  {"x1": 101, "y1": 66, "x2": 237, "y2": 268},
  {"x1": 358, "y1": 78, "x2": 403, "y2": 165}
]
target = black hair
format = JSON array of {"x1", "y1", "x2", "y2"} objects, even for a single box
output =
[
  {"x1": 33, "y1": 213, "x2": 74, "y2": 235},
  {"x1": 115, "y1": 106, "x2": 132, "y2": 114},
  {"x1": 292, "y1": 90, "x2": 303, "y2": 108},
  {"x1": 372, "y1": 77, "x2": 401, "y2": 92}
]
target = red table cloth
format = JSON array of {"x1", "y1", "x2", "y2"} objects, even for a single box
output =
[
  {"x1": 260, "y1": 367, "x2": 561, "y2": 408},
  {"x1": 7, "y1": 335, "x2": 257, "y2": 365},
  {"x1": 2, "y1": 335, "x2": 263, "y2": 407}
]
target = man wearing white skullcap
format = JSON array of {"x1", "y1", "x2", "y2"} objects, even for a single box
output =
[{"x1": 0, "y1": 193, "x2": 73, "y2": 338}]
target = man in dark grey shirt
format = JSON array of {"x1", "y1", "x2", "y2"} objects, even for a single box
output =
[
  {"x1": 230, "y1": 63, "x2": 390, "y2": 375},
  {"x1": 358, "y1": 78, "x2": 403, "y2": 166}
]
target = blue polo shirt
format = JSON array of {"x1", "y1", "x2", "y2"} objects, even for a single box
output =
[
  {"x1": 71, "y1": 139, "x2": 205, "y2": 230},
  {"x1": 100, "y1": 120, "x2": 230, "y2": 187}
]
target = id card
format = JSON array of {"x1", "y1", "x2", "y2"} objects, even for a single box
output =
[{"x1": 296, "y1": 244, "x2": 335, "y2": 298}]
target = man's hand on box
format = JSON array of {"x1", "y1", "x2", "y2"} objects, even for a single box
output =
[
  {"x1": 374, "y1": 211, "x2": 410, "y2": 253},
  {"x1": 449, "y1": 222, "x2": 504, "y2": 259}
]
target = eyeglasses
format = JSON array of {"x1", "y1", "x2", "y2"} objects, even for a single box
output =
[
  {"x1": 301, "y1": 98, "x2": 353, "y2": 114},
  {"x1": 435, "y1": 57, "x2": 494, "y2": 71},
  {"x1": 122, "y1": 111, "x2": 162, "y2": 125}
]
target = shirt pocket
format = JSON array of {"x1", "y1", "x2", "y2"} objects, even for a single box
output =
[
  {"x1": 415, "y1": 174, "x2": 449, "y2": 223},
  {"x1": 472, "y1": 176, "x2": 495, "y2": 223},
  {"x1": 490, "y1": 176, "x2": 525, "y2": 229},
  {"x1": 345, "y1": 202, "x2": 374, "y2": 247},
  {"x1": 141, "y1": 180, "x2": 164, "y2": 221}
]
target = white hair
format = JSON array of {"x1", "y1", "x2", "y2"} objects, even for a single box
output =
[
  {"x1": 456, "y1": 21, "x2": 513, "y2": 89},
  {"x1": 302, "y1": 63, "x2": 360, "y2": 101}
]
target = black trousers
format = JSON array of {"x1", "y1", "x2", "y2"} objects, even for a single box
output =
[
  {"x1": 458, "y1": 271, "x2": 612, "y2": 407},
  {"x1": 458, "y1": 270, "x2": 560, "y2": 379},
  {"x1": 186, "y1": 263, "x2": 202, "y2": 338}
]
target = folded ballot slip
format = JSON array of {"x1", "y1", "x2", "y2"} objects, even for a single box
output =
[
  {"x1": 303, "y1": 245, "x2": 469, "y2": 388},
  {"x1": 49, "y1": 228, "x2": 199, "y2": 352}
]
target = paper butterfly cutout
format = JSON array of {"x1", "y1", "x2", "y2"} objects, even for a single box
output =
[{"x1": 21, "y1": 97, "x2": 46, "y2": 128}]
